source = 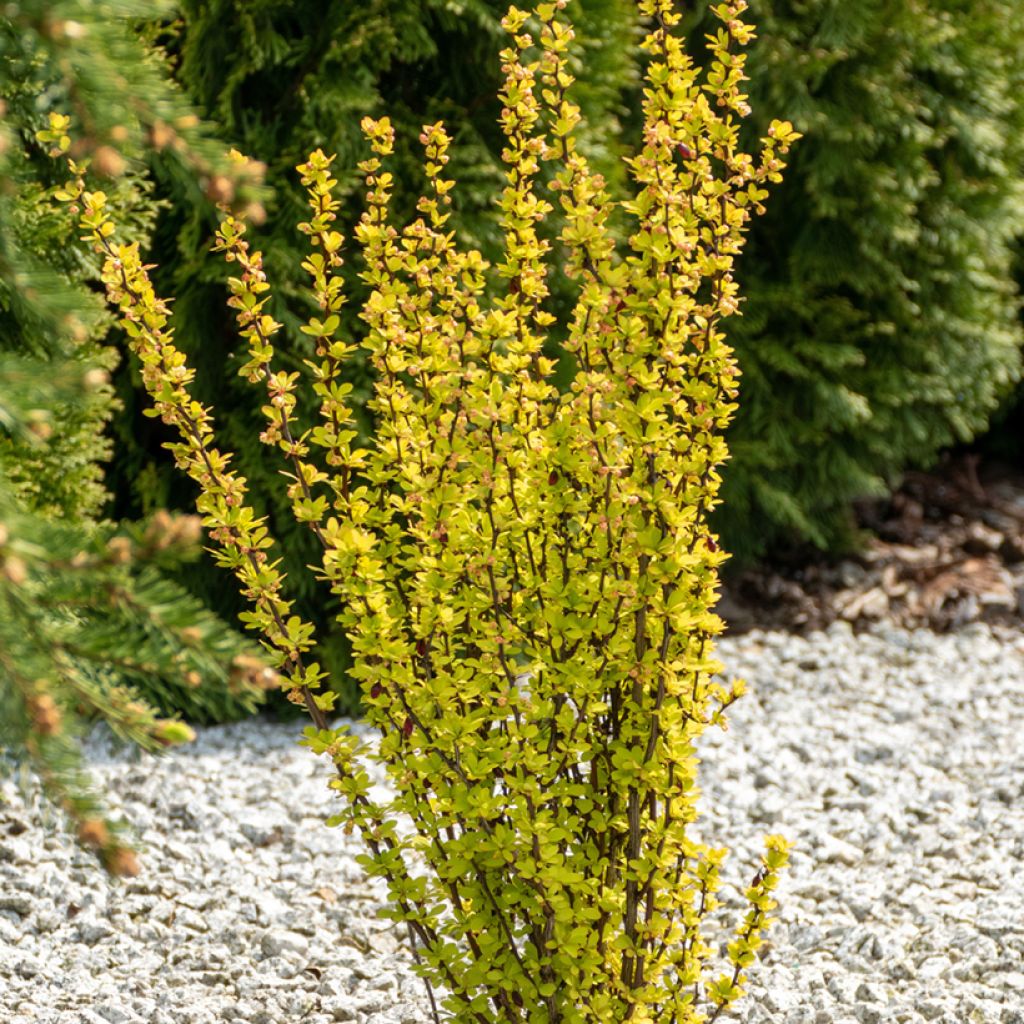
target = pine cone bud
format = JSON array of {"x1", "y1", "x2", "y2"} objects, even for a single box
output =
[
  {"x1": 104, "y1": 847, "x2": 141, "y2": 878},
  {"x1": 106, "y1": 536, "x2": 133, "y2": 564},
  {"x1": 28, "y1": 693, "x2": 61, "y2": 735},
  {"x1": 92, "y1": 145, "x2": 126, "y2": 178},
  {"x1": 77, "y1": 818, "x2": 109, "y2": 849},
  {"x1": 82, "y1": 368, "x2": 110, "y2": 391},
  {"x1": 205, "y1": 175, "x2": 235, "y2": 205},
  {"x1": 149, "y1": 121, "x2": 174, "y2": 150},
  {"x1": 171, "y1": 515, "x2": 203, "y2": 547}
]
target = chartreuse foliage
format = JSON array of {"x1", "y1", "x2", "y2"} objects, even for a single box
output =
[
  {"x1": 56, "y1": 0, "x2": 796, "y2": 1018},
  {"x1": 110, "y1": 0, "x2": 641, "y2": 704}
]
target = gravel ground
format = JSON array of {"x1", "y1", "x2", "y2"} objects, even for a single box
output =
[{"x1": 1, "y1": 621, "x2": 1023, "y2": 1024}]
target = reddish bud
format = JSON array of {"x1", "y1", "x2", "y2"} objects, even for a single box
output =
[
  {"x1": 402, "y1": 717, "x2": 414, "y2": 738},
  {"x1": 28, "y1": 693, "x2": 61, "y2": 735},
  {"x1": 77, "y1": 818, "x2": 109, "y2": 849},
  {"x1": 104, "y1": 847, "x2": 140, "y2": 878},
  {"x1": 205, "y1": 174, "x2": 234, "y2": 205},
  {"x1": 370, "y1": 683, "x2": 383, "y2": 699},
  {"x1": 707, "y1": 536, "x2": 718, "y2": 553},
  {"x1": 548, "y1": 470, "x2": 559, "y2": 486},
  {"x1": 677, "y1": 143, "x2": 696, "y2": 160},
  {"x1": 92, "y1": 145, "x2": 126, "y2": 178}
]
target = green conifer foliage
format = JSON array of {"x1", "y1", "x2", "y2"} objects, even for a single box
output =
[
  {"x1": 0, "y1": 1, "x2": 268, "y2": 764},
  {"x1": 108, "y1": 0, "x2": 642, "y2": 704},
  {"x1": 0, "y1": 14, "x2": 151, "y2": 520},
  {"x1": 0, "y1": 0, "x2": 264, "y2": 534},
  {"x1": 0, "y1": 354, "x2": 273, "y2": 875},
  {"x1": 684, "y1": 0, "x2": 1024, "y2": 560}
]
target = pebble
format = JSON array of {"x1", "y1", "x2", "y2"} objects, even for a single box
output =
[
  {"x1": 260, "y1": 930, "x2": 309, "y2": 959},
  {"x1": 0, "y1": 623, "x2": 1022, "y2": 1023},
  {"x1": 817, "y1": 834, "x2": 864, "y2": 866}
]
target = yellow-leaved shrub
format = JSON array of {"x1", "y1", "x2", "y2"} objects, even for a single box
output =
[{"x1": 50, "y1": 0, "x2": 798, "y2": 1020}]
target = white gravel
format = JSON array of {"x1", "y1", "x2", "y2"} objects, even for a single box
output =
[{"x1": 1, "y1": 621, "x2": 1023, "y2": 1024}]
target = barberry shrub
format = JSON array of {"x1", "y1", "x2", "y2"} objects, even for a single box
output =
[
  {"x1": 115, "y1": 0, "x2": 642, "y2": 702},
  {"x1": 55, "y1": 0, "x2": 797, "y2": 1019}
]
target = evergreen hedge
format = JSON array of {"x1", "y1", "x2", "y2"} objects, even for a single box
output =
[{"x1": 686, "y1": 0, "x2": 1024, "y2": 560}]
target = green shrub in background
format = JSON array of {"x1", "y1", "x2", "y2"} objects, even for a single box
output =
[
  {"x1": 106, "y1": 0, "x2": 641, "y2": 708},
  {"x1": 0, "y1": 2, "x2": 269, "y2": 745},
  {"x1": 61, "y1": 0, "x2": 797, "y2": 1013},
  {"x1": 683, "y1": 0, "x2": 1024, "y2": 561}
]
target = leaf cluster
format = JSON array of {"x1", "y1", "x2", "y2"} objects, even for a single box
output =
[{"x1": 102, "y1": 0, "x2": 644, "y2": 708}]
